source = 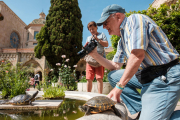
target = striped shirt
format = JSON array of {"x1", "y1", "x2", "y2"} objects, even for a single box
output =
[{"x1": 113, "y1": 14, "x2": 179, "y2": 70}]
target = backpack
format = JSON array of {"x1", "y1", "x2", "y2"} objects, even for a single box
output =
[
  {"x1": 34, "y1": 75, "x2": 38, "y2": 80},
  {"x1": 84, "y1": 50, "x2": 105, "y2": 67}
]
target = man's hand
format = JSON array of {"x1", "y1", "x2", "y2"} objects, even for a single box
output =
[
  {"x1": 92, "y1": 35, "x2": 99, "y2": 42},
  {"x1": 107, "y1": 87, "x2": 122, "y2": 103},
  {"x1": 89, "y1": 47, "x2": 98, "y2": 56},
  {"x1": 83, "y1": 42, "x2": 89, "y2": 47}
]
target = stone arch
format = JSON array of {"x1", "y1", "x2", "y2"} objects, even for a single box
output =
[
  {"x1": 22, "y1": 59, "x2": 43, "y2": 81},
  {"x1": 22, "y1": 59, "x2": 42, "y2": 68}
]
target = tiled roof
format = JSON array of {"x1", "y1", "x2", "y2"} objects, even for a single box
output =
[
  {"x1": 40, "y1": 12, "x2": 45, "y2": 15},
  {"x1": 30, "y1": 19, "x2": 46, "y2": 24}
]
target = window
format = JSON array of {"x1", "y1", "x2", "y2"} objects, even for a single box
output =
[
  {"x1": 27, "y1": 32, "x2": 29, "y2": 41},
  {"x1": 33, "y1": 43, "x2": 37, "y2": 45},
  {"x1": 10, "y1": 32, "x2": 20, "y2": 48},
  {"x1": 34, "y1": 31, "x2": 39, "y2": 39}
]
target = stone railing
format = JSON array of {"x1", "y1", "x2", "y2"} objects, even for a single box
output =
[{"x1": 0, "y1": 53, "x2": 16, "y2": 61}]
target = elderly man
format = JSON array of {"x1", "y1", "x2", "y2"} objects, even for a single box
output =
[{"x1": 89, "y1": 4, "x2": 180, "y2": 120}]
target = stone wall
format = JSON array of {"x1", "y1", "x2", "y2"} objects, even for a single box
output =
[
  {"x1": 0, "y1": 48, "x2": 46, "y2": 80},
  {"x1": 152, "y1": 0, "x2": 178, "y2": 8},
  {"x1": 0, "y1": 1, "x2": 48, "y2": 81},
  {"x1": 78, "y1": 82, "x2": 113, "y2": 94},
  {"x1": 0, "y1": 1, "x2": 27, "y2": 49},
  {"x1": 25, "y1": 25, "x2": 43, "y2": 48}
]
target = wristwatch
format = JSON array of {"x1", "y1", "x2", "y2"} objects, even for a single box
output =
[{"x1": 116, "y1": 82, "x2": 125, "y2": 90}]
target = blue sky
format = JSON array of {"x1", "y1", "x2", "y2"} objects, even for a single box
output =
[{"x1": 2, "y1": 0, "x2": 154, "y2": 47}]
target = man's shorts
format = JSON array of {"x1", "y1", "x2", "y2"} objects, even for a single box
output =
[{"x1": 86, "y1": 63, "x2": 104, "y2": 80}]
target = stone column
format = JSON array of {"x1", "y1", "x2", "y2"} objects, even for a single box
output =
[{"x1": 15, "y1": 52, "x2": 21, "y2": 65}]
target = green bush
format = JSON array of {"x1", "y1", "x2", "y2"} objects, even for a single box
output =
[
  {"x1": 103, "y1": 68, "x2": 110, "y2": 82},
  {"x1": 43, "y1": 85, "x2": 66, "y2": 99},
  {"x1": 34, "y1": 0, "x2": 83, "y2": 70},
  {"x1": 110, "y1": 35, "x2": 120, "y2": 52},
  {"x1": 106, "y1": 35, "x2": 120, "y2": 60},
  {"x1": 106, "y1": 51, "x2": 116, "y2": 60},
  {"x1": 79, "y1": 75, "x2": 87, "y2": 83},
  {"x1": 0, "y1": 61, "x2": 33, "y2": 99}
]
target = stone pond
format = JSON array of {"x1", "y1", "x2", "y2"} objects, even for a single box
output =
[{"x1": 0, "y1": 91, "x2": 128, "y2": 120}]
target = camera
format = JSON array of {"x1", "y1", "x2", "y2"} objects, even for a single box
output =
[{"x1": 77, "y1": 37, "x2": 97, "y2": 58}]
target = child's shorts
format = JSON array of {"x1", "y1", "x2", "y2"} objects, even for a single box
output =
[{"x1": 86, "y1": 63, "x2": 104, "y2": 80}]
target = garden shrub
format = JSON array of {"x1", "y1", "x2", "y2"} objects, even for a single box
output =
[
  {"x1": 56, "y1": 55, "x2": 78, "y2": 91},
  {"x1": 43, "y1": 85, "x2": 66, "y2": 99},
  {"x1": 34, "y1": 0, "x2": 83, "y2": 70},
  {"x1": 0, "y1": 61, "x2": 33, "y2": 99}
]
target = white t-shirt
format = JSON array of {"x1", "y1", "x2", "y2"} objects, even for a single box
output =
[
  {"x1": 86, "y1": 32, "x2": 108, "y2": 57},
  {"x1": 34, "y1": 74, "x2": 40, "y2": 81}
]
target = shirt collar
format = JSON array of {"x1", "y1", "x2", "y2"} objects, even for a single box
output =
[{"x1": 120, "y1": 17, "x2": 127, "y2": 30}]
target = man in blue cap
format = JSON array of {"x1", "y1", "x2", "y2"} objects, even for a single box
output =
[{"x1": 89, "y1": 4, "x2": 180, "y2": 120}]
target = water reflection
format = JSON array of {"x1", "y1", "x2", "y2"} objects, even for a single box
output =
[{"x1": 0, "y1": 98, "x2": 86, "y2": 120}]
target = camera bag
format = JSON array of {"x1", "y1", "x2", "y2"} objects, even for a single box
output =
[
  {"x1": 84, "y1": 51, "x2": 104, "y2": 67},
  {"x1": 135, "y1": 59, "x2": 179, "y2": 84}
]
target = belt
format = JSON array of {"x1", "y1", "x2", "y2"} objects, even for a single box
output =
[{"x1": 135, "y1": 59, "x2": 179, "y2": 84}]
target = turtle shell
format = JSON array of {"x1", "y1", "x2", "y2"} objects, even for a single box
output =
[
  {"x1": 9, "y1": 91, "x2": 38, "y2": 105},
  {"x1": 84, "y1": 96, "x2": 116, "y2": 113},
  {"x1": 10, "y1": 94, "x2": 31, "y2": 105}
]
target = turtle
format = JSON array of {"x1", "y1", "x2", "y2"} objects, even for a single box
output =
[
  {"x1": 78, "y1": 96, "x2": 121, "y2": 117},
  {"x1": 0, "y1": 91, "x2": 38, "y2": 106}
]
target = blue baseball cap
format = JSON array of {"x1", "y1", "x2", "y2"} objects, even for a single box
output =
[{"x1": 97, "y1": 4, "x2": 125, "y2": 26}]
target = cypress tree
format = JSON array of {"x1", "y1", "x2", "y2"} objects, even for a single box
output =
[{"x1": 34, "y1": 0, "x2": 83, "y2": 69}]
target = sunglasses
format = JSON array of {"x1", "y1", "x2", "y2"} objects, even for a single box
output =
[{"x1": 103, "y1": 13, "x2": 116, "y2": 26}]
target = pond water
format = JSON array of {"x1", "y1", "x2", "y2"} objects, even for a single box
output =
[{"x1": 0, "y1": 98, "x2": 86, "y2": 120}]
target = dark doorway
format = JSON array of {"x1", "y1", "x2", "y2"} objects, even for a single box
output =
[
  {"x1": 0, "y1": 13, "x2": 4, "y2": 21},
  {"x1": 37, "y1": 71, "x2": 42, "y2": 81}
]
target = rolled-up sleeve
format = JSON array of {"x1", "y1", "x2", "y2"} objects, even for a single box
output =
[{"x1": 102, "y1": 32, "x2": 108, "y2": 42}]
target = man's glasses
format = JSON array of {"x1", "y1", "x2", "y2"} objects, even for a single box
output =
[{"x1": 103, "y1": 13, "x2": 116, "y2": 26}]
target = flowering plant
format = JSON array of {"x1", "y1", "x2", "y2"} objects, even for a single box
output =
[
  {"x1": 28, "y1": 78, "x2": 34, "y2": 85},
  {"x1": 0, "y1": 61, "x2": 33, "y2": 99},
  {"x1": 56, "y1": 55, "x2": 78, "y2": 90},
  {"x1": 103, "y1": 68, "x2": 110, "y2": 82}
]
